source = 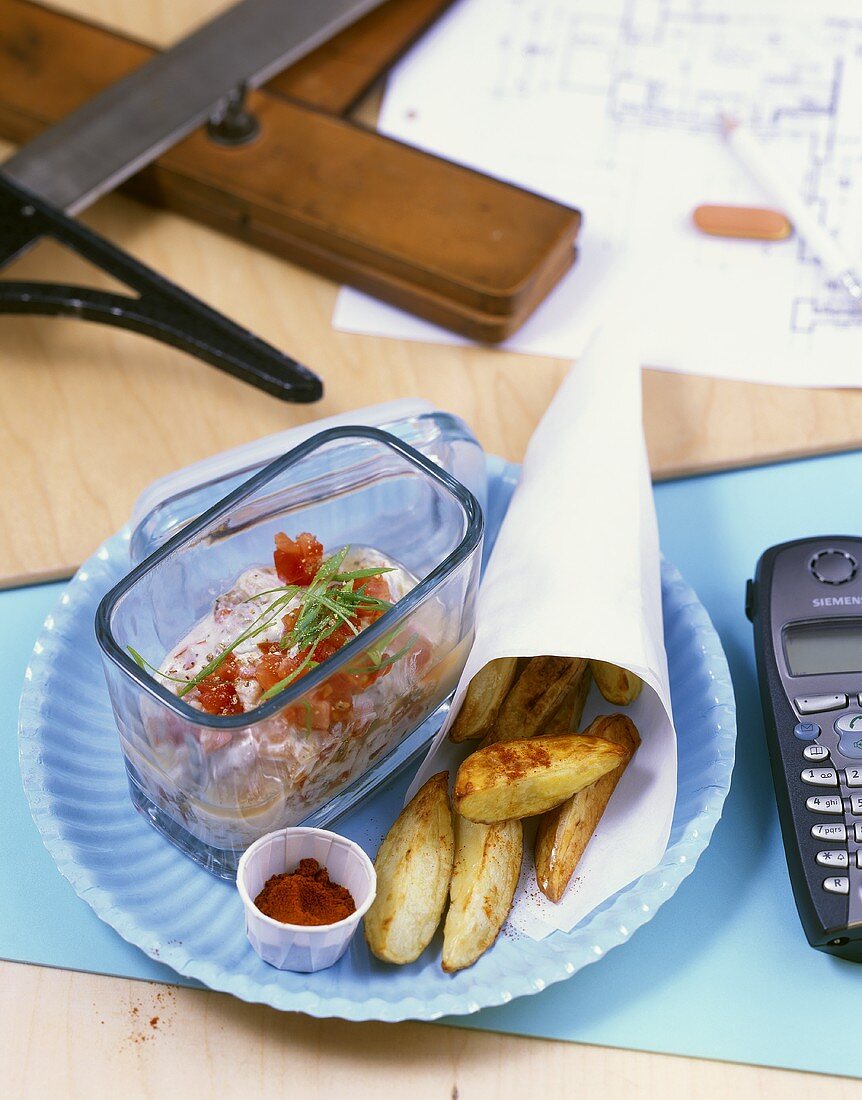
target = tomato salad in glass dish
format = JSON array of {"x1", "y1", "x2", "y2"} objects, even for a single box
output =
[
  {"x1": 124, "y1": 532, "x2": 447, "y2": 853},
  {"x1": 155, "y1": 532, "x2": 429, "y2": 731}
]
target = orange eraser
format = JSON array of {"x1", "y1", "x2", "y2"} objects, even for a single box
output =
[{"x1": 692, "y1": 204, "x2": 793, "y2": 240}]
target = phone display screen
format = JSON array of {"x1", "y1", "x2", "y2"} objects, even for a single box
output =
[{"x1": 784, "y1": 619, "x2": 862, "y2": 676}]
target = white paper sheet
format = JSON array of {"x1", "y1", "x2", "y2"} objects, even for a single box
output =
[
  {"x1": 408, "y1": 329, "x2": 676, "y2": 940},
  {"x1": 334, "y1": 0, "x2": 862, "y2": 388}
]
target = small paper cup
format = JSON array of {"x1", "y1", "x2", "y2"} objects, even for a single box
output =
[{"x1": 236, "y1": 827, "x2": 376, "y2": 972}]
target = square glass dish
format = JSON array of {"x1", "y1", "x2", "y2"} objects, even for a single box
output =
[{"x1": 96, "y1": 427, "x2": 483, "y2": 878}]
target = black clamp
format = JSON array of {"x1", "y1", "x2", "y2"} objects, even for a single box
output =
[{"x1": 0, "y1": 173, "x2": 322, "y2": 403}]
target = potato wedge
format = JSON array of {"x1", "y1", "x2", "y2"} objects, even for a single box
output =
[
  {"x1": 590, "y1": 660, "x2": 643, "y2": 706},
  {"x1": 482, "y1": 656, "x2": 589, "y2": 746},
  {"x1": 454, "y1": 733, "x2": 630, "y2": 823},
  {"x1": 450, "y1": 657, "x2": 520, "y2": 742},
  {"x1": 442, "y1": 816, "x2": 522, "y2": 973},
  {"x1": 542, "y1": 665, "x2": 593, "y2": 736},
  {"x1": 365, "y1": 771, "x2": 454, "y2": 964},
  {"x1": 535, "y1": 715, "x2": 641, "y2": 902}
]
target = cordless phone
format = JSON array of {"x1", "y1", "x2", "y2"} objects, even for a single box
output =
[{"x1": 748, "y1": 536, "x2": 862, "y2": 960}]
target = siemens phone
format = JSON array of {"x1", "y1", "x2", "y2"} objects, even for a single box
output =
[{"x1": 748, "y1": 536, "x2": 862, "y2": 960}]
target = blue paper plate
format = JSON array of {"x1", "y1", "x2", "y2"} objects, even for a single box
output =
[{"x1": 18, "y1": 459, "x2": 736, "y2": 1022}]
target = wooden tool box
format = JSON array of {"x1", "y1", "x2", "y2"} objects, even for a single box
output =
[{"x1": 0, "y1": 0, "x2": 581, "y2": 341}]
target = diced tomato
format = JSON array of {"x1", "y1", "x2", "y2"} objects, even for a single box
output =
[
  {"x1": 254, "y1": 650, "x2": 283, "y2": 693},
  {"x1": 320, "y1": 673, "x2": 356, "y2": 722},
  {"x1": 194, "y1": 653, "x2": 243, "y2": 716},
  {"x1": 273, "y1": 531, "x2": 323, "y2": 585},
  {"x1": 254, "y1": 648, "x2": 311, "y2": 694},
  {"x1": 355, "y1": 574, "x2": 391, "y2": 603},
  {"x1": 192, "y1": 653, "x2": 237, "y2": 688},
  {"x1": 196, "y1": 680, "x2": 242, "y2": 715},
  {"x1": 346, "y1": 659, "x2": 387, "y2": 691},
  {"x1": 284, "y1": 697, "x2": 331, "y2": 731},
  {"x1": 352, "y1": 574, "x2": 391, "y2": 630},
  {"x1": 311, "y1": 620, "x2": 356, "y2": 664},
  {"x1": 411, "y1": 636, "x2": 433, "y2": 674},
  {"x1": 311, "y1": 698, "x2": 331, "y2": 729}
]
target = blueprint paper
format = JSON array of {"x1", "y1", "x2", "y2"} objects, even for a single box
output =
[
  {"x1": 334, "y1": 0, "x2": 862, "y2": 387},
  {"x1": 408, "y1": 329, "x2": 676, "y2": 939}
]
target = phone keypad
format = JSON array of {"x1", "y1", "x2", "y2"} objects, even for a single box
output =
[{"x1": 795, "y1": 703, "x2": 862, "y2": 900}]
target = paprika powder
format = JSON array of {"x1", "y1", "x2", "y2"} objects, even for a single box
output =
[{"x1": 254, "y1": 858, "x2": 356, "y2": 925}]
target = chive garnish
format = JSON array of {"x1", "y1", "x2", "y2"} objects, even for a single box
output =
[{"x1": 128, "y1": 546, "x2": 402, "y2": 706}]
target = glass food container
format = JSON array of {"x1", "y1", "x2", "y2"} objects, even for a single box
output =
[{"x1": 96, "y1": 427, "x2": 483, "y2": 878}]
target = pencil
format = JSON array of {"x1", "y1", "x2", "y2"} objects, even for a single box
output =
[{"x1": 721, "y1": 116, "x2": 862, "y2": 305}]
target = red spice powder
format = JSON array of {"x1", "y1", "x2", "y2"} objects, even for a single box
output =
[{"x1": 254, "y1": 858, "x2": 355, "y2": 926}]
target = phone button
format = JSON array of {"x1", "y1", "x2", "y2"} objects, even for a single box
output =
[
  {"x1": 817, "y1": 850, "x2": 849, "y2": 867},
  {"x1": 807, "y1": 795, "x2": 843, "y2": 813},
  {"x1": 801, "y1": 768, "x2": 838, "y2": 786},
  {"x1": 794, "y1": 722, "x2": 821, "y2": 740},
  {"x1": 803, "y1": 744, "x2": 830, "y2": 761},
  {"x1": 851, "y1": 796, "x2": 862, "y2": 815},
  {"x1": 812, "y1": 823, "x2": 846, "y2": 841},
  {"x1": 844, "y1": 768, "x2": 862, "y2": 787},
  {"x1": 838, "y1": 736, "x2": 862, "y2": 760},
  {"x1": 834, "y1": 713, "x2": 862, "y2": 735},
  {"x1": 823, "y1": 877, "x2": 850, "y2": 895},
  {"x1": 834, "y1": 714, "x2": 862, "y2": 758},
  {"x1": 796, "y1": 694, "x2": 847, "y2": 714}
]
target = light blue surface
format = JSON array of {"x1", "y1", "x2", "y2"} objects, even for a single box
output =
[
  {"x1": 4, "y1": 447, "x2": 862, "y2": 1072},
  {"x1": 2, "y1": 584, "x2": 193, "y2": 987}
]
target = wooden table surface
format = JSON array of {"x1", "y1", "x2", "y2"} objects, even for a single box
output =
[
  {"x1": 3, "y1": 1, "x2": 862, "y2": 1095},
  {"x1": 3, "y1": 0, "x2": 862, "y2": 586}
]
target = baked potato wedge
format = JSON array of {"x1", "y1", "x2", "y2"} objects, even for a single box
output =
[
  {"x1": 481, "y1": 656, "x2": 589, "y2": 746},
  {"x1": 535, "y1": 714, "x2": 641, "y2": 902},
  {"x1": 454, "y1": 733, "x2": 631, "y2": 823},
  {"x1": 542, "y1": 665, "x2": 593, "y2": 736},
  {"x1": 590, "y1": 660, "x2": 643, "y2": 706},
  {"x1": 442, "y1": 816, "x2": 522, "y2": 973},
  {"x1": 450, "y1": 657, "x2": 520, "y2": 742},
  {"x1": 365, "y1": 771, "x2": 454, "y2": 964}
]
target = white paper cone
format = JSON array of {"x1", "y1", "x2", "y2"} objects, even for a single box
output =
[{"x1": 408, "y1": 327, "x2": 676, "y2": 939}]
